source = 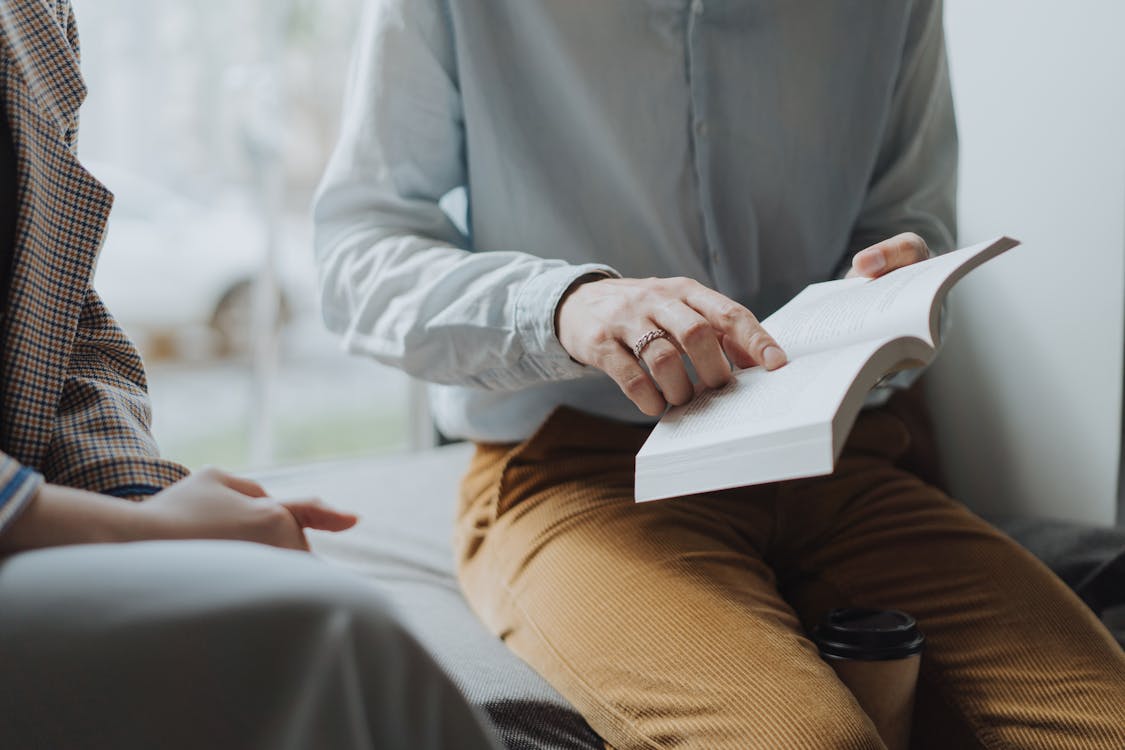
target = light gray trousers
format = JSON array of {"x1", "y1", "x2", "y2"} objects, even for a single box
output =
[{"x1": 0, "y1": 540, "x2": 502, "y2": 750}]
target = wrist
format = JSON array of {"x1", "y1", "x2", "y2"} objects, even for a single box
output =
[
  {"x1": 513, "y1": 263, "x2": 618, "y2": 380},
  {"x1": 554, "y1": 272, "x2": 608, "y2": 345},
  {"x1": 1, "y1": 484, "x2": 148, "y2": 551},
  {"x1": 120, "y1": 498, "x2": 181, "y2": 543},
  {"x1": 75, "y1": 491, "x2": 153, "y2": 545}
]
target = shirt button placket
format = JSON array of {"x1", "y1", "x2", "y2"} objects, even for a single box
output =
[{"x1": 687, "y1": 0, "x2": 721, "y2": 279}]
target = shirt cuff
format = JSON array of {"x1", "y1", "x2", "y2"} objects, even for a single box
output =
[
  {"x1": 0, "y1": 458, "x2": 45, "y2": 537},
  {"x1": 514, "y1": 262, "x2": 620, "y2": 381},
  {"x1": 102, "y1": 484, "x2": 163, "y2": 500}
]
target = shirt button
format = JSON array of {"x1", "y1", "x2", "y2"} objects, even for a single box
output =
[
  {"x1": 696, "y1": 120, "x2": 709, "y2": 137},
  {"x1": 692, "y1": 0, "x2": 704, "y2": 15}
]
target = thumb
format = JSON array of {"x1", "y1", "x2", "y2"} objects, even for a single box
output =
[{"x1": 281, "y1": 498, "x2": 359, "y2": 533}]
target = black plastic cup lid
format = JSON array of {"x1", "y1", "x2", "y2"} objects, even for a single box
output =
[{"x1": 813, "y1": 608, "x2": 925, "y2": 661}]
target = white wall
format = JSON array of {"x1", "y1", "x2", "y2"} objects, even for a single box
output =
[{"x1": 928, "y1": 1, "x2": 1125, "y2": 524}]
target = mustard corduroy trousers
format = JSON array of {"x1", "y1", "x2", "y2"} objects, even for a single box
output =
[{"x1": 456, "y1": 406, "x2": 1125, "y2": 750}]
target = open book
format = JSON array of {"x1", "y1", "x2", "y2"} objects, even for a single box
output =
[{"x1": 634, "y1": 236, "x2": 1019, "y2": 502}]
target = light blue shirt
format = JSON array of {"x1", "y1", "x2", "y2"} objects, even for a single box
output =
[{"x1": 314, "y1": 0, "x2": 957, "y2": 442}]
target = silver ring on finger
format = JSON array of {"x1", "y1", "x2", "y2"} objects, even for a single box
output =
[{"x1": 632, "y1": 328, "x2": 671, "y2": 359}]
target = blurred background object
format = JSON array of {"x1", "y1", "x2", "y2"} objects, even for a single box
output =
[
  {"x1": 75, "y1": 0, "x2": 411, "y2": 470},
  {"x1": 89, "y1": 162, "x2": 307, "y2": 359}
]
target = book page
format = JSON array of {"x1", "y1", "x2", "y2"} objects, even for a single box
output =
[
  {"x1": 762, "y1": 237, "x2": 1017, "y2": 359},
  {"x1": 640, "y1": 339, "x2": 890, "y2": 457}
]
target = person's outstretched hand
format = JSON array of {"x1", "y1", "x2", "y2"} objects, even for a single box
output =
[
  {"x1": 0, "y1": 469, "x2": 358, "y2": 553},
  {"x1": 135, "y1": 468, "x2": 358, "y2": 551},
  {"x1": 846, "y1": 232, "x2": 932, "y2": 280},
  {"x1": 556, "y1": 276, "x2": 787, "y2": 417}
]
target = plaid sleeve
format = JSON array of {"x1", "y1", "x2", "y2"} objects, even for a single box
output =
[
  {"x1": 40, "y1": 289, "x2": 188, "y2": 496},
  {"x1": 0, "y1": 453, "x2": 44, "y2": 536}
]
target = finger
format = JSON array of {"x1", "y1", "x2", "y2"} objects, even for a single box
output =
[
  {"x1": 720, "y1": 333, "x2": 757, "y2": 370},
  {"x1": 683, "y1": 286, "x2": 787, "y2": 370},
  {"x1": 204, "y1": 468, "x2": 269, "y2": 498},
  {"x1": 848, "y1": 232, "x2": 930, "y2": 278},
  {"x1": 651, "y1": 303, "x2": 732, "y2": 390},
  {"x1": 636, "y1": 333, "x2": 694, "y2": 406},
  {"x1": 284, "y1": 528, "x2": 311, "y2": 552},
  {"x1": 282, "y1": 498, "x2": 359, "y2": 533},
  {"x1": 267, "y1": 504, "x2": 311, "y2": 551},
  {"x1": 596, "y1": 346, "x2": 666, "y2": 417}
]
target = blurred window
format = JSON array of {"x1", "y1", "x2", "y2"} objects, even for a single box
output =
[{"x1": 73, "y1": 0, "x2": 411, "y2": 470}]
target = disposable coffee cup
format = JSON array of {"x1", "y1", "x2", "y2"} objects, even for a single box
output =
[{"x1": 813, "y1": 608, "x2": 925, "y2": 750}]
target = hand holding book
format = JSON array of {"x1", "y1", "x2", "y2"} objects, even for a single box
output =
[
  {"x1": 556, "y1": 232, "x2": 937, "y2": 420},
  {"x1": 635, "y1": 236, "x2": 1020, "y2": 502},
  {"x1": 556, "y1": 275, "x2": 789, "y2": 417},
  {"x1": 846, "y1": 232, "x2": 935, "y2": 280}
]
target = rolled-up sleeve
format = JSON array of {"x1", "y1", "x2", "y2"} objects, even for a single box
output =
[
  {"x1": 0, "y1": 454, "x2": 43, "y2": 537},
  {"x1": 843, "y1": 0, "x2": 958, "y2": 269},
  {"x1": 313, "y1": 0, "x2": 618, "y2": 391},
  {"x1": 41, "y1": 290, "x2": 188, "y2": 497}
]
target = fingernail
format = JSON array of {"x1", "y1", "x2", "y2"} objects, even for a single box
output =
[
  {"x1": 763, "y1": 345, "x2": 787, "y2": 369},
  {"x1": 859, "y1": 251, "x2": 885, "y2": 275}
]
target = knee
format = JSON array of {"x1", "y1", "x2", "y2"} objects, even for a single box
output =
[
  {"x1": 731, "y1": 700, "x2": 884, "y2": 750},
  {"x1": 628, "y1": 695, "x2": 885, "y2": 750},
  {"x1": 114, "y1": 540, "x2": 414, "y2": 656},
  {"x1": 798, "y1": 713, "x2": 884, "y2": 750},
  {"x1": 201, "y1": 543, "x2": 410, "y2": 641}
]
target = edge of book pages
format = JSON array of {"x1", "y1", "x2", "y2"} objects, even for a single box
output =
[{"x1": 634, "y1": 235, "x2": 1020, "y2": 503}]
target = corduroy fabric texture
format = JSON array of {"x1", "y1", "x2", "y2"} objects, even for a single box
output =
[{"x1": 456, "y1": 407, "x2": 1125, "y2": 750}]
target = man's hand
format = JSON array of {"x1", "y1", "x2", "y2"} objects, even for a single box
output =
[
  {"x1": 556, "y1": 276, "x2": 787, "y2": 417},
  {"x1": 846, "y1": 232, "x2": 933, "y2": 279},
  {"x1": 133, "y1": 468, "x2": 358, "y2": 551}
]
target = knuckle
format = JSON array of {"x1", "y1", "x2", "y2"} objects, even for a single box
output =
[
  {"x1": 716, "y1": 303, "x2": 744, "y2": 327},
  {"x1": 679, "y1": 318, "x2": 712, "y2": 345},
  {"x1": 264, "y1": 502, "x2": 290, "y2": 522},
  {"x1": 902, "y1": 232, "x2": 928, "y2": 256},
  {"x1": 747, "y1": 330, "x2": 774, "y2": 353},
  {"x1": 636, "y1": 290, "x2": 662, "y2": 309},
  {"x1": 666, "y1": 390, "x2": 692, "y2": 407},
  {"x1": 589, "y1": 329, "x2": 617, "y2": 350},
  {"x1": 665, "y1": 276, "x2": 693, "y2": 292},
  {"x1": 269, "y1": 512, "x2": 297, "y2": 537},
  {"x1": 620, "y1": 370, "x2": 652, "y2": 397},
  {"x1": 592, "y1": 341, "x2": 623, "y2": 367},
  {"x1": 648, "y1": 345, "x2": 682, "y2": 370}
]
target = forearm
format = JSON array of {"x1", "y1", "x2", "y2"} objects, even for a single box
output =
[
  {"x1": 314, "y1": 0, "x2": 618, "y2": 390},
  {"x1": 0, "y1": 484, "x2": 142, "y2": 552},
  {"x1": 315, "y1": 222, "x2": 616, "y2": 388}
]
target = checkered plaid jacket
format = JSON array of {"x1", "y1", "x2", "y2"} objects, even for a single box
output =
[{"x1": 0, "y1": 0, "x2": 187, "y2": 534}]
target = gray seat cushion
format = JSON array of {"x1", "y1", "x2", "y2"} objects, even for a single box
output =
[
  {"x1": 257, "y1": 446, "x2": 1125, "y2": 748},
  {"x1": 256, "y1": 444, "x2": 603, "y2": 750}
]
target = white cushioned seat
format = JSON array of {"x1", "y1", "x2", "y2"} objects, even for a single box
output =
[{"x1": 256, "y1": 444, "x2": 603, "y2": 750}]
